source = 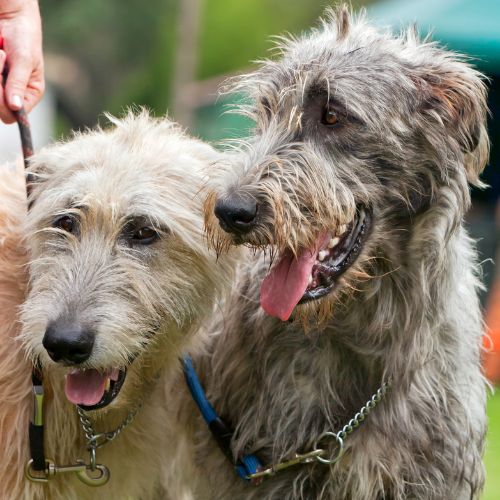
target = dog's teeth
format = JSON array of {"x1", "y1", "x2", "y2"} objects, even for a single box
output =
[
  {"x1": 338, "y1": 225, "x2": 347, "y2": 235},
  {"x1": 308, "y1": 275, "x2": 313, "y2": 286},
  {"x1": 318, "y1": 250, "x2": 328, "y2": 261},
  {"x1": 105, "y1": 378, "x2": 111, "y2": 392},
  {"x1": 328, "y1": 237, "x2": 340, "y2": 249}
]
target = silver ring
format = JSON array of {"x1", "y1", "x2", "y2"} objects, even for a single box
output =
[
  {"x1": 89, "y1": 448, "x2": 97, "y2": 470},
  {"x1": 314, "y1": 432, "x2": 344, "y2": 465}
]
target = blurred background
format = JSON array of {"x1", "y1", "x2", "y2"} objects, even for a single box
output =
[{"x1": 0, "y1": 0, "x2": 498, "y2": 496}]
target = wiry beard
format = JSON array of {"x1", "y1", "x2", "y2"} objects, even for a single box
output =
[{"x1": 204, "y1": 143, "x2": 360, "y2": 256}]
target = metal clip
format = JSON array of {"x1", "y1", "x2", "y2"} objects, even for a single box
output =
[
  {"x1": 25, "y1": 459, "x2": 56, "y2": 483},
  {"x1": 247, "y1": 448, "x2": 325, "y2": 480},
  {"x1": 25, "y1": 459, "x2": 110, "y2": 487},
  {"x1": 246, "y1": 433, "x2": 345, "y2": 482}
]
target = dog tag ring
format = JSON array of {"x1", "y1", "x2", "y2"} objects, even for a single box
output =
[{"x1": 76, "y1": 464, "x2": 110, "y2": 487}]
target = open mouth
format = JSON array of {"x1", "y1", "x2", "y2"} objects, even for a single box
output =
[
  {"x1": 65, "y1": 368, "x2": 127, "y2": 411},
  {"x1": 260, "y1": 207, "x2": 371, "y2": 321}
]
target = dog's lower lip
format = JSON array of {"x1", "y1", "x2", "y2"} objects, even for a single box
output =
[{"x1": 299, "y1": 208, "x2": 372, "y2": 304}]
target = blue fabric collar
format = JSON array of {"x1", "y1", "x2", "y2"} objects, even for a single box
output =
[{"x1": 182, "y1": 355, "x2": 263, "y2": 481}]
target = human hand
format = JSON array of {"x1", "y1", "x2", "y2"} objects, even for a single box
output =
[{"x1": 0, "y1": 0, "x2": 44, "y2": 123}]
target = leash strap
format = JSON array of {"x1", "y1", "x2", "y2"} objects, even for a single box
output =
[
  {"x1": 14, "y1": 106, "x2": 34, "y2": 170},
  {"x1": 28, "y1": 371, "x2": 46, "y2": 471},
  {"x1": 182, "y1": 355, "x2": 263, "y2": 480}
]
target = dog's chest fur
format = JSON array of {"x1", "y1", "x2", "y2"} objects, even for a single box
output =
[{"x1": 180, "y1": 227, "x2": 487, "y2": 500}]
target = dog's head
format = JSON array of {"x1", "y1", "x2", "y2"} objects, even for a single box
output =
[
  {"x1": 205, "y1": 5, "x2": 489, "y2": 323},
  {"x1": 20, "y1": 111, "x2": 234, "y2": 411}
]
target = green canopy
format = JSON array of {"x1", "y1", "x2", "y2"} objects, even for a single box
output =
[{"x1": 369, "y1": 0, "x2": 500, "y2": 72}]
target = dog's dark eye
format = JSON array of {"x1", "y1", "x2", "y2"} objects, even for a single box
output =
[
  {"x1": 321, "y1": 108, "x2": 340, "y2": 127},
  {"x1": 131, "y1": 226, "x2": 160, "y2": 245},
  {"x1": 53, "y1": 215, "x2": 76, "y2": 233}
]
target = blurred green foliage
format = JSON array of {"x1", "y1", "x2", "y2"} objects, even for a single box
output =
[
  {"x1": 42, "y1": 0, "x2": 178, "y2": 125},
  {"x1": 198, "y1": 0, "x2": 325, "y2": 79},
  {"x1": 193, "y1": 96, "x2": 252, "y2": 143},
  {"x1": 41, "y1": 0, "x2": 370, "y2": 128},
  {"x1": 485, "y1": 391, "x2": 500, "y2": 500}
]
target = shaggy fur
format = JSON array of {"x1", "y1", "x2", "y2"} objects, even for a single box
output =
[
  {"x1": 0, "y1": 112, "x2": 236, "y2": 499},
  {"x1": 169, "y1": 6, "x2": 490, "y2": 500},
  {"x1": 0, "y1": 160, "x2": 32, "y2": 496}
]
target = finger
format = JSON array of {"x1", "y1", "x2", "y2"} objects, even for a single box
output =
[
  {"x1": 22, "y1": 88, "x2": 44, "y2": 114},
  {"x1": 0, "y1": 50, "x2": 16, "y2": 122},
  {"x1": 21, "y1": 69, "x2": 45, "y2": 114},
  {"x1": 5, "y1": 56, "x2": 32, "y2": 111}
]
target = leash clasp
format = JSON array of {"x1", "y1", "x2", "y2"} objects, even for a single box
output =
[
  {"x1": 245, "y1": 433, "x2": 344, "y2": 482},
  {"x1": 25, "y1": 458, "x2": 110, "y2": 487},
  {"x1": 246, "y1": 449, "x2": 325, "y2": 481}
]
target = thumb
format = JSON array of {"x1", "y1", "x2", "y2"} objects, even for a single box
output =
[{"x1": 5, "y1": 58, "x2": 32, "y2": 111}]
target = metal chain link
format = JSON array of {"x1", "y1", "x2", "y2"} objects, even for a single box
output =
[
  {"x1": 247, "y1": 379, "x2": 391, "y2": 481},
  {"x1": 77, "y1": 403, "x2": 143, "y2": 469},
  {"x1": 336, "y1": 380, "x2": 390, "y2": 441},
  {"x1": 76, "y1": 372, "x2": 163, "y2": 470}
]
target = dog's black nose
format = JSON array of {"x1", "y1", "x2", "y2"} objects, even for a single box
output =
[
  {"x1": 42, "y1": 323, "x2": 95, "y2": 364},
  {"x1": 214, "y1": 194, "x2": 258, "y2": 235}
]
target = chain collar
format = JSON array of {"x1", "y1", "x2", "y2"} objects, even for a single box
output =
[
  {"x1": 76, "y1": 369, "x2": 163, "y2": 461},
  {"x1": 246, "y1": 380, "x2": 391, "y2": 482},
  {"x1": 77, "y1": 402, "x2": 143, "y2": 470}
]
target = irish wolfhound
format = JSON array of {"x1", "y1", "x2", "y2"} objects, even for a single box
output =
[
  {"x1": 0, "y1": 111, "x2": 235, "y2": 499},
  {"x1": 182, "y1": 5, "x2": 489, "y2": 500}
]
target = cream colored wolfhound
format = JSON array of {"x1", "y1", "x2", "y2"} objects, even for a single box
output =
[{"x1": 0, "y1": 111, "x2": 235, "y2": 499}]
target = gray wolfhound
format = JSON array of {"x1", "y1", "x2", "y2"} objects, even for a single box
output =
[
  {"x1": 171, "y1": 5, "x2": 489, "y2": 500},
  {"x1": 1, "y1": 112, "x2": 235, "y2": 499}
]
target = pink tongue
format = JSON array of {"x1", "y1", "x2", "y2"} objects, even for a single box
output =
[
  {"x1": 261, "y1": 234, "x2": 329, "y2": 321},
  {"x1": 65, "y1": 369, "x2": 108, "y2": 406}
]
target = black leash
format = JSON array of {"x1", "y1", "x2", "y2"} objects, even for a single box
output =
[{"x1": 28, "y1": 370, "x2": 46, "y2": 472}]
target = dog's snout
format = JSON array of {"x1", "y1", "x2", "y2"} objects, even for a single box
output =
[
  {"x1": 214, "y1": 194, "x2": 258, "y2": 235},
  {"x1": 42, "y1": 322, "x2": 95, "y2": 364}
]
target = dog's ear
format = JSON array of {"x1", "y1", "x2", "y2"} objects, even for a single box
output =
[
  {"x1": 335, "y1": 4, "x2": 350, "y2": 41},
  {"x1": 416, "y1": 64, "x2": 489, "y2": 186},
  {"x1": 324, "y1": 4, "x2": 351, "y2": 41}
]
